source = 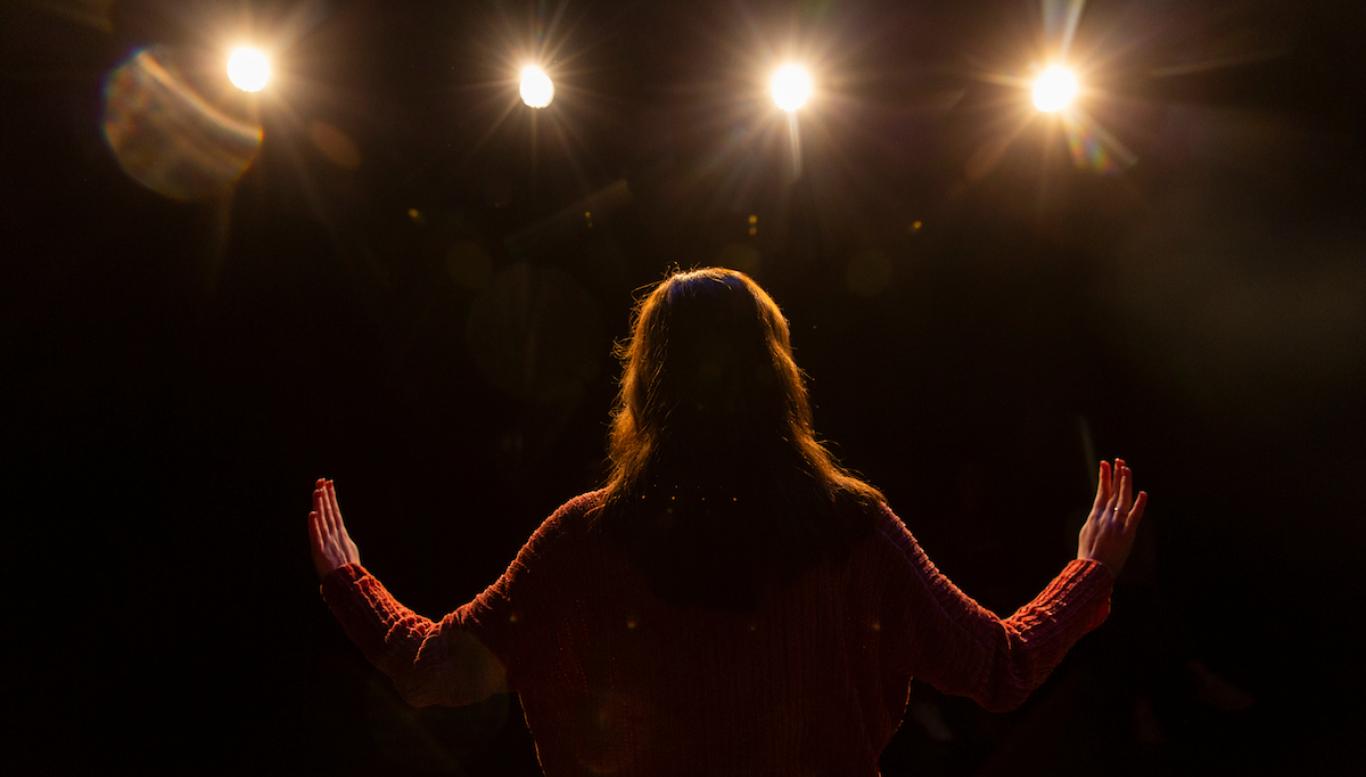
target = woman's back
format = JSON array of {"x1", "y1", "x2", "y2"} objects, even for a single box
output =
[{"x1": 515, "y1": 490, "x2": 897, "y2": 775}]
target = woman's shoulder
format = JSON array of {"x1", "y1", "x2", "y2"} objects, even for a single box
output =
[
  {"x1": 557, "y1": 488, "x2": 610, "y2": 516},
  {"x1": 535, "y1": 488, "x2": 610, "y2": 537},
  {"x1": 831, "y1": 489, "x2": 900, "y2": 534},
  {"x1": 506, "y1": 490, "x2": 610, "y2": 570},
  {"x1": 831, "y1": 494, "x2": 920, "y2": 561}
]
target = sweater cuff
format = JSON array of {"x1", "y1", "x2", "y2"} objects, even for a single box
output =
[
  {"x1": 319, "y1": 563, "x2": 376, "y2": 627},
  {"x1": 1078, "y1": 558, "x2": 1118, "y2": 584},
  {"x1": 1056, "y1": 558, "x2": 1115, "y2": 630},
  {"x1": 317, "y1": 562, "x2": 400, "y2": 667},
  {"x1": 320, "y1": 562, "x2": 368, "y2": 598}
]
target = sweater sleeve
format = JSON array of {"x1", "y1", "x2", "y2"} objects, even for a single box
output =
[
  {"x1": 318, "y1": 491, "x2": 597, "y2": 707},
  {"x1": 876, "y1": 502, "x2": 1115, "y2": 713}
]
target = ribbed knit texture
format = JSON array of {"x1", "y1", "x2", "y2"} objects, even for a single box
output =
[{"x1": 320, "y1": 489, "x2": 1115, "y2": 776}]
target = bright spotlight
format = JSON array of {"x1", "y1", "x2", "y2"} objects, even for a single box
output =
[
  {"x1": 226, "y1": 46, "x2": 271, "y2": 93},
  {"x1": 770, "y1": 63, "x2": 812, "y2": 113},
  {"x1": 1031, "y1": 64, "x2": 1078, "y2": 113},
  {"x1": 519, "y1": 65, "x2": 554, "y2": 108}
]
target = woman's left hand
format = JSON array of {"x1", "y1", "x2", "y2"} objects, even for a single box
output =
[{"x1": 309, "y1": 478, "x2": 362, "y2": 580}]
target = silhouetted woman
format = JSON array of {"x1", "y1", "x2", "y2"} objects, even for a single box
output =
[{"x1": 309, "y1": 267, "x2": 1147, "y2": 776}]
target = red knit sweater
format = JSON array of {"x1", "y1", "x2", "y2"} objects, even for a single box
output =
[{"x1": 319, "y1": 489, "x2": 1114, "y2": 776}]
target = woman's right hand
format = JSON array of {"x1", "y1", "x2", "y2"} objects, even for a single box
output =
[
  {"x1": 1077, "y1": 459, "x2": 1148, "y2": 578},
  {"x1": 309, "y1": 478, "x2": 362, "y2": 581}
]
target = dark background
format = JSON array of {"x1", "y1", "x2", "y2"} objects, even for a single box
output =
[{"x1": 4, "y1": 0, "x2": 1363, "y2": 773}]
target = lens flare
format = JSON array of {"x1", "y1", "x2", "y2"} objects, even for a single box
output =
[
  {"x1": 770, "y1": 64, "x2": 812, "y2": 112},
  {"x1": 519, "y1": 65, "x2": 554, "y2": 108},
  {"x1": 226, "y1": 46, "x2": 270, "y2": 93},
  {"x1": 1061, "y1": 109, "x2": 1138, "y2": 175},
  {"x1": 1031, "y1": 64, "x2": 1078, "y2": 113},
  {"x1": 102, "y1": 45, "x2": 263, "y2": 200}
]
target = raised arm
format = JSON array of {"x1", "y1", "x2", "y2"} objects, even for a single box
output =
[
  {"x1": 311, "y1": 481, "x2": 594, "y2": 707},
  {"x1": 309, "y1": 478, "x2": 509, "y2": 707},
  {"x1": 319, "y1": 563, "x2": 510, "y2": 707},
  {"x1": 880, "y1": 459, "x2": 1146, "y2": 712}
]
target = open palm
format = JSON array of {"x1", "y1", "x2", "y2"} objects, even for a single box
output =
[
  {"x1": 308, "y1": 478, "x2": 361, "y2": 580},
  {"x1": 1077, "y1": 459, "x2": 1148, "y2": 577}
]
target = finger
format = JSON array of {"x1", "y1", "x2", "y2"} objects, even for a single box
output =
[
  {"x1": 319, "y1": 483, "x2": 337, "y2": 536},
  {"x1": 1125, "y1": 491, "x2": 1148, "y2": 533},
  {"x1": 1113, "y1": 466, "x2": 1127, "y2": 516},
  {"x1": 1092, "y1": 461, "x2": 1109, "y2": 511},
  {"x1": 309, "y1": 512, "x2": 329, "y2": 572},
  {"x1": 326, "y1": 479, "x2": 343, "y2": 524},
  {"x1": 314, "y1": 487, "x2": 328, "y2": 535},
  {"x1": 326, "y1": 481, "x2": 346, "y2": 537},
  {"x1": 1122, "y1": 467, "x2": 1133, "y2": 516},
  {"x1": 1106, "y1": 460, "x2": 1121, "y2": 512},
  {"x1": 314, "y1": 479, "x2": 326, "y2": 518}
]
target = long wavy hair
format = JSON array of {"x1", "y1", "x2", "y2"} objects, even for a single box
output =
[{"x1": 588, "y1": 266, "x2": 885, "y2": 609}]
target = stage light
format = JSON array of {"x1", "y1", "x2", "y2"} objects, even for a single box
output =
[
  {"x1": 1031, "y1": 64, "x2": 1078, "y2": 113},
  {"x1": 520, "y1": 65, "x2": 554, "y2": 108},
  {"x1": 770, "y1": 63, "x2": 812, "y2": 113},
  {"x1": 226, "y1": 46, "x2": 271, "y2": 93}
]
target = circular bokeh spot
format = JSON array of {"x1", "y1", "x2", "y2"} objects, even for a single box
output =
[{"x1": 101, "y1": 45, "x2": 263, "y2": 200}]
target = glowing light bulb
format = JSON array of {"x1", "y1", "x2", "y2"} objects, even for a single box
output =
[
  {"x1": 520, "y1": 65, "x2": 554, "y2": 108},
  {"x1": 1031, "y1": 64, "x2": 1078, "y2": 113},
  {"x1": 226, "y1": 46, "x2": 271, "y2": 93},
  {"x1": 770, "y1": 63, "x2": 812, "y2": 112}
]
